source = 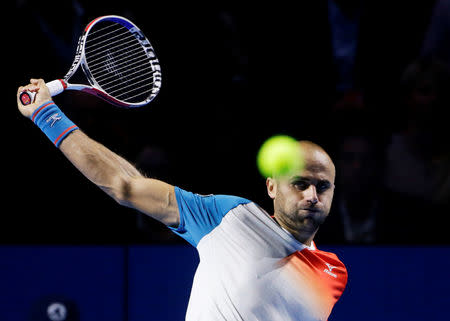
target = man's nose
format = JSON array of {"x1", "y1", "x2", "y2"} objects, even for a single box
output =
[{"x1": 305, "y1": 185, "x2": 318, "y2": 205}]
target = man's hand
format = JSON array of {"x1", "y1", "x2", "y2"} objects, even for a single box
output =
[{"x1": 17, "y1": 79, "x2": 52, "y2": 118}]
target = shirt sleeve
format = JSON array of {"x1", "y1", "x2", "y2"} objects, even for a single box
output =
[{"x1": 169, "y1": 186, "x2": 251, "y2": 247}]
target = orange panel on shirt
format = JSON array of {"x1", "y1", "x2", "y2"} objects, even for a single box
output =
[{"x1": 279, "y1": 247, "x2": 348, "y2": 318}]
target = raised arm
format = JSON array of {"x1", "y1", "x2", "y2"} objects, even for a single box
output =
[{"x1": 17, "y1": 79, "x2": 180, "y2": 227}]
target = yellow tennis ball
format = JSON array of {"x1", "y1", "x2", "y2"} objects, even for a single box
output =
[{"x1": 257, "y1": 135, "x2": 304, "y2": 178}]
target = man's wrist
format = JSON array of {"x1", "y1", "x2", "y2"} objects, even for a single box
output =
[{"x1": 31, "y1": 101, "x2": 78, "y2": 147}]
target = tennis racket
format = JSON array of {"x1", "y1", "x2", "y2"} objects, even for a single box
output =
[{"x1": 20, "y1": 15, "x2": 162, "y2": 108}]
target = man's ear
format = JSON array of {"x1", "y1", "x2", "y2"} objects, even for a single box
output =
[{"x1": 266, "y1": 177, "x2": 277, "y2": 199}]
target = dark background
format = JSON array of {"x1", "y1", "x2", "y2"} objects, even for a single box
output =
[
  {"x1": 3, "y1": 2, "x2": 450, "y2": 321},
  {"x1": 4, "y1": 0, "x2": 449, "y2": 245}
]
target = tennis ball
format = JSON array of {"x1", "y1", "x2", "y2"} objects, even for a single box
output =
[{"x1": 257, "y1": 135, "x2": 304, "y2": 178}]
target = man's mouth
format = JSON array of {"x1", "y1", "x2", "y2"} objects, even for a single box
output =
[
  {"x1": 300, "y1": 208, "x2": 321, "y2": 223},
  {"x1": 302, "y1": 207, "x2": 320, "y2": 214}
]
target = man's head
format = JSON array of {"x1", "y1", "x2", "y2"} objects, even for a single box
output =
[{"x1": 266, "y1": 141, "x2": 335, "y2": 245}]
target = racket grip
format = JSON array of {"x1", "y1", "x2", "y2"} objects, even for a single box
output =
[{"x1": 19, "y1": 79, "x2": 67, "y2": 105}]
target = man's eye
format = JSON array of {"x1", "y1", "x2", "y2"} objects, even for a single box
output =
[
  {"x1": 317, "y1": 182, "x2": 330, "y2": 193},
  {"x1": 293, "y1": 181, "x2": 309, "y2": 190}
]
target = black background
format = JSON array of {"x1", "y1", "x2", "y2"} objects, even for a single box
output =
[{"x1": 4, "y1": 1, "x2": 448, "y2": 245}]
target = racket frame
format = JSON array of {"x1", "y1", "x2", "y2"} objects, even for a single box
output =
[{"x1": 22, "y1": 15, "x2": 162, "y2": 108}]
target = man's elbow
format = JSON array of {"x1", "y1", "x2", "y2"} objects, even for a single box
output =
[{"x1": 108, "y1": 176, "x2": 138, "y2": 207}]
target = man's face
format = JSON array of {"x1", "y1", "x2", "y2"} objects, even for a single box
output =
[{"x1": 267, "y1": 143, "x2": 335, "y2": 239}]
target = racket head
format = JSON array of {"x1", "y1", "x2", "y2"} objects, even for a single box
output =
[{"x1": 71, "y1": 15, "x2": 162, "y2": 108}]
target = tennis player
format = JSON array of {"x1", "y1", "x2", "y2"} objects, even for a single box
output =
[{"x1": 17, "y1": 79, "x2": 347, "y2": 321}]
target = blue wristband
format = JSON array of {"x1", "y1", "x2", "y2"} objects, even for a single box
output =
[{"x1": 31, "y1": 101, "x2": 78, "y2": 147}]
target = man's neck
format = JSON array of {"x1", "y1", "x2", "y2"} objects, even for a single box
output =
[{"x1": 272, "y1": 215, "x2": 315, "y2": 247}]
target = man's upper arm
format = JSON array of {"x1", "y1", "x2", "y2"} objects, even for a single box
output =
[
  {"x1": 124, "y1": 181, "x2": 252, "y2": 245},
  {"x1": 126, "y1": 177, "x2": 180, "y2": 227}
]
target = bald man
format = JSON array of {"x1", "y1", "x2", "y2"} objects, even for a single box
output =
[{"x1": 17, "y1": 79, "x2": 347, "y2": 321}]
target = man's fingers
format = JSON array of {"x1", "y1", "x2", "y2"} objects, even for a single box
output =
[
  {"x1": 20, "y1": 84, "x2": 38, "y2": 93},
  {"x1": 30, "y1": 78, "x2": 46, "y2": 86}
]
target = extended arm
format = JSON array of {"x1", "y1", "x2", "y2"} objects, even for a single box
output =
[
  {"x1": 59, "y1": 130, "x2": 179, "y2": 226},
  {"x1": 17, "y1": 79, "x2": 180, "y2": 227}
]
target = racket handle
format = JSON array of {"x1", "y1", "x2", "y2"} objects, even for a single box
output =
[{"x1": 19, "y1": 79, "x2": 67, "y2": 105}]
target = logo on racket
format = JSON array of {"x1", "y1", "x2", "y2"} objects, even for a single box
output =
[
  {"x1": 20, "y1": 92, "x2": 32, "y2": 105},
  {"x1": 47, "y1": 113, "x2": 62, "y2": 127}
]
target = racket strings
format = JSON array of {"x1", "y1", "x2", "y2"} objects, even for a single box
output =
[
  {"x1": 86, "y1": 35, "x2": 138, "y2": 60},
  {"x1": 96, "y1": 61, "x2": 155, "y2": 85},
  {"x1": 87, "y1": 22, "x2": 119, "y2": 37},
  {"x1": 117, "y1": 81, "x2": 159, "y2": 101},
  {"x1": 93, "y1": 56, "x2": 154, "y2": 83},
  {"x1": 86, "y1": 30, "x2": 132, "y2": 54},
  {"x1": 84, "y1": 21, "x2": 160, "y2": 104},
  {"x1": 104, "y1": 71, "x2": 154, "y2": 95},
  {"x1": 88, "y1": 44, "x2": 144, "y2": 73}
]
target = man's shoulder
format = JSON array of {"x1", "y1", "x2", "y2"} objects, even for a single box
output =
[{"x1": 175, "y1": 187, "x2": 253, "y2": 211}]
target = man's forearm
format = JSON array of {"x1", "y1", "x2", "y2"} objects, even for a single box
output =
[{"x1": 59, "y1": 129, "x2": 143, "y2": 203}]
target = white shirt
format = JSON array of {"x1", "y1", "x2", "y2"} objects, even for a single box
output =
[{"x1": 170, "y1": 187, "x2": 348, "y2": 321}]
